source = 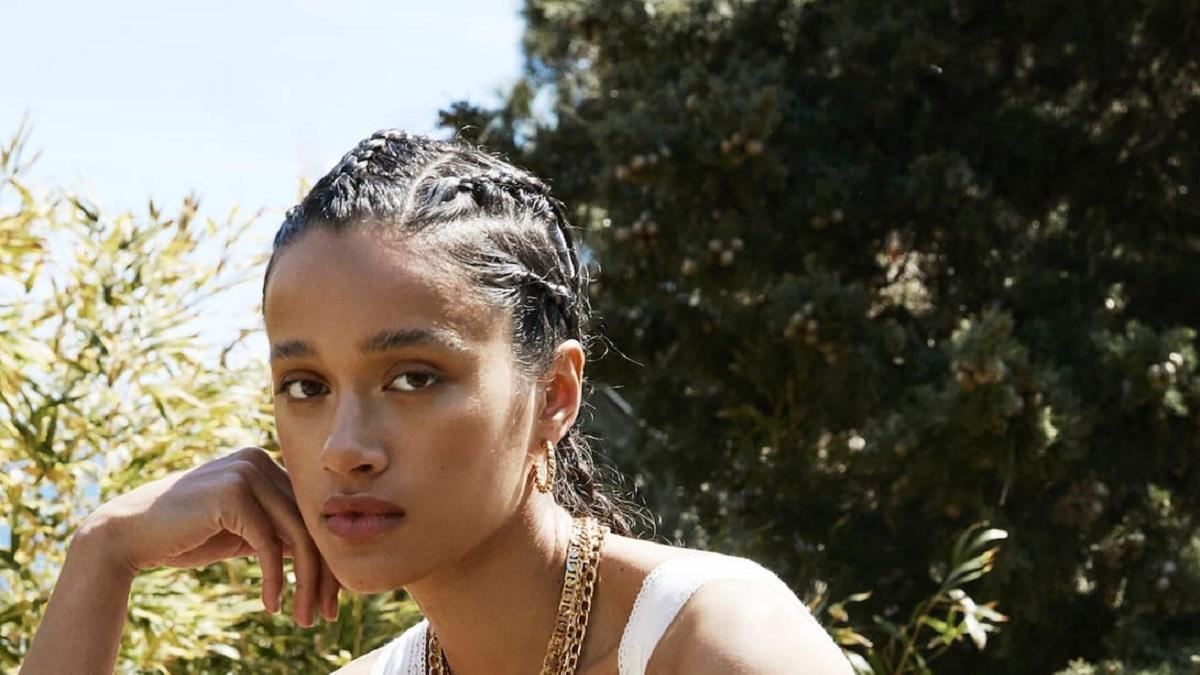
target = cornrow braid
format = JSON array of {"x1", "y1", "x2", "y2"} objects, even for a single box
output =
[
  {"x1": 423, "y1": 170, "x2": 579, "y2": 280},
  {"x1": 413, "y1": 168, "x2": 584, "y2": 339},
  {"x1": 262, "y1": 129, "x2": 637, "y2": 537}
]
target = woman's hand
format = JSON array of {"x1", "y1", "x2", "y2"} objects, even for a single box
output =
[{"x1": 84, "y1": 446, "x2": 339, "y2": 627}]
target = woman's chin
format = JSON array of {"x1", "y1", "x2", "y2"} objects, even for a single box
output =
[
  {"x1": 333, "y1": 570, "x2": 404, "y2": 595},
  {"x1": 329, "y1": 562, "x2": 416, "y2": 595}
]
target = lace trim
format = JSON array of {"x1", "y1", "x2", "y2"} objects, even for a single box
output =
[{"x1": 369, "y1": 618, "x2": 427, "y2": 675}]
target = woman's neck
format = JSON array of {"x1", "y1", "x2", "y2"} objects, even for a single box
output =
[{"x1": 405, "y1": 499, "x2": 576, "y2": 675}]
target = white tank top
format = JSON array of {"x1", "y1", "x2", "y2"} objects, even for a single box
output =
[{"x1": 368, "y1": 551, "x2": 829, "y2": 675}]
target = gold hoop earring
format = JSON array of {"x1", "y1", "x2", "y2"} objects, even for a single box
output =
[{"x1": 533, "y1": 439, "x2": 556, "y2": 493}]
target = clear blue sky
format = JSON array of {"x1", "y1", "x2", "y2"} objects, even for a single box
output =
[
  {"x1": 0, "y1": 2, "x2": 525, "y2": 554},
  {"x1": 1, "y1": 0, "x2": 525, "y2": 359}
]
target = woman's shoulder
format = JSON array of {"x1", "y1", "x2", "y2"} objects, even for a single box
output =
[
  {"x1": 598, "y1": 535, "x2": 853, "y2": 675},
  {"x1": 598, "y1": 532, "x2": 791, "y2": 608},
  {"x1": 597, "y1": 532, "x2": 701, "y2": 583},
  {"x1": 648, "y1": 572, "x2": 854, "y2": 675}
]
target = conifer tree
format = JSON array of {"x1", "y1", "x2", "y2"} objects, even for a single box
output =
[{"x1": 441, "y1": 1, "x2": 1200, "y2": 670}]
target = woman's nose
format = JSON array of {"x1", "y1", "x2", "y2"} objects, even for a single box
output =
[{"x1": 320, "y1": 395, "x2": 389, "y2": 477}]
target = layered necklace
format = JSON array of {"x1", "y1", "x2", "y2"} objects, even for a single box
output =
[{"x1": 426, "y1": 516, "x2": 608, "y2": 675}]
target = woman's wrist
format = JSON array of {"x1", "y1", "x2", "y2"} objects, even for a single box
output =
[
  {"x1": 20, "y1": 513, "x2": 137, "y2": 675},
  {"x1": 71, "y1": 508, "x2": 138, "y2": 581}
]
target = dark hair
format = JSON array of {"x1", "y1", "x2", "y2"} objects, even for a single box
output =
[{"x1": 263, "y1": 129, "x2": 632, "y2": 536}]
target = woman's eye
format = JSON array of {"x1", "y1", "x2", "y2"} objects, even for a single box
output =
[
  {"x1": 390, "y1": 371, "x2": 439, "y2": 392},
  {"x1": 280, "y1": 379, "x2": 327, "y2": 400}
]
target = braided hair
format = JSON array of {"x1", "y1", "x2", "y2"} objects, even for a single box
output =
[{"x1": 263, "y1": 129, "x2": 633, "y2": 536}]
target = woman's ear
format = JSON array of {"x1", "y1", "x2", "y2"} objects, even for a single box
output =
[{"x1": 538, "y1": 339, "x2": 585, "y2": 436}]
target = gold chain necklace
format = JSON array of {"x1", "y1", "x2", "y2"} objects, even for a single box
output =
[{"x1": 426, "y1": 516, "x2": 607, "y2": 675}]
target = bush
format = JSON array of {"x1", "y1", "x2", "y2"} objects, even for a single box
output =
[{"x1": 0, "y1": 124, "x2": 419, "y2": 673}]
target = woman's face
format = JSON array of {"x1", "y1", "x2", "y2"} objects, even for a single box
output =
[{"x1": 263, "y1": 226, "x2": 538, "y2": 593}]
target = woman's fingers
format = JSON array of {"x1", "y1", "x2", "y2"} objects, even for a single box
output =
[
  {"x1": 82, "y1": 445, "x2": 340, "y2": 628},
  {"x1": 316, "y1": 553, "x2": 339, "y2": 621},
  {"x1": 234, "y1": 446, "x2": 297, "y2": 503},
  {"x1": 233, "y1": 447, "x2": 332, "y2": 625},
  {"x1": 216, "y1": 475, "x2": 284, "y2": 613},
  {"x1": 279, "y1": 539, "x2": 339, "y2": 622},
  {"x1": 229, "y1": 458, "x2": 322, "y2": 627}
]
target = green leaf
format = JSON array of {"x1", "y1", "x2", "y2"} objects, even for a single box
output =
[{"x1": 208, "y1": 643, "x2": 241, "y2": 660}]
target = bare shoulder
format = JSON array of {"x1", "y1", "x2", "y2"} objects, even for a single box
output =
[
  {"x1": 646, "y1": 577, "x2": 854, "y2": 675},
  {"x1": 329, "y1": 645, "x2": 384, "y2": 675},
  {"x1": 593, "y1": 533, "x2": 714, "y2": 615},
  {"x1": 576, "y1": 534, "x2": 709, "y2": 671},
  {"x1": 591, "y1": 533, "x2": 714, "y2": 618},
  {"x1": 599, "y1": 532, "x2": 700, "y2": 580}
]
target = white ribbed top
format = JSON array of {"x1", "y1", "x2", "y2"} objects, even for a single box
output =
[{"x1": 368, "y1": 552, "x2": 824, "y2": 675}]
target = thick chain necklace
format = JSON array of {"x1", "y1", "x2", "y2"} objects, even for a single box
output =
[{"x1": 426, "y1": 516, "x2": 607, "y2": 675}]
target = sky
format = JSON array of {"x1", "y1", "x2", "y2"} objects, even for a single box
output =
[
  {"x1": 0, "y1": 0, "x2": 525, "y2": 554},
  {"x1": 1, "y1": 0, "x2": 525, "y2": 359}
]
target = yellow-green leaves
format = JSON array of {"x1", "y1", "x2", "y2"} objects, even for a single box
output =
[
  {"x1": 815, "y1": 523, "x2": 1009, "y2": 673},
  {"x1": 0, "y1": 128, "x2": 417, "y2": 672}
]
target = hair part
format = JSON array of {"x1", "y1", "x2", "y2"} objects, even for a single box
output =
[{"x1": 263, "y1": 129, "x2": 634, "y2": 536}]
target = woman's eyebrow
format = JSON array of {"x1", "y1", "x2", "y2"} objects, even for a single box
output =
[
  {"x1": 362, "y1": 327, "x2": 470, "y2": 354},
  {"x1": 269, "y1": 327, "x2": 470, "y2": 362}
]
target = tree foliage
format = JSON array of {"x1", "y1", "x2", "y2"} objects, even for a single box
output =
[
  {"x1": 0, "y1": 123, "x2": 420, "y2": 673},
  {"x1": 439, "y1": 0, "x2": 1200, "y2": 671}
]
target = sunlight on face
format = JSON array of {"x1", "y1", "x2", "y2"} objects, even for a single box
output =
[{"x1": 263, "y1": 227, "x2": 537, "y2": 593}]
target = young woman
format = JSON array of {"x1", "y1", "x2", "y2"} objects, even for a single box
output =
[{"x1": 22, "y1": 131, "x2": 853, "y2": 675}]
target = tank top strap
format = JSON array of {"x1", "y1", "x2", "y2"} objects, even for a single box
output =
[
  {"x1": 369, "y1": 618, "x2": 428, "y2": 675},
  {"x1": 617, "y1": 553, "x2": 804, "y2": 675},
  {"x1": 370, "y1": 555, "x2": 808, "y2": 675}
]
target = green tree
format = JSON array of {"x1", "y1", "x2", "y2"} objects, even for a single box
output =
[
  {"x1": 0, "y1": 124, "x2": 419, "y2": 673},
  {"x1": 440, "y1": 0, "x2": 1200, "y2": 671}
]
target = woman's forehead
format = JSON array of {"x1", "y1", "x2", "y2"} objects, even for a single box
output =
[{"x1": 263, "y1": 228, "x2": 502, "y2": 345}]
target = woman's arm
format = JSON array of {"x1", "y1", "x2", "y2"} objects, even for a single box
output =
[
  {"x1": 19, "y1": 446, "x2": 340, "y2": 674},
  {"x1": 20, "y1": 513, "x2": 136, "y2": 675}
]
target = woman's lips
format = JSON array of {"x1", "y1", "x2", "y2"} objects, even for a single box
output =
[
  {"x1": 321, "y1": 493, "x2": 405, "y2": 541},
  {"x1": 324, "y1": 513, "x2": 404, "y2": 542}
]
